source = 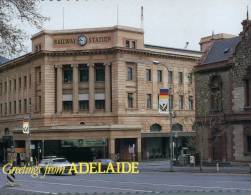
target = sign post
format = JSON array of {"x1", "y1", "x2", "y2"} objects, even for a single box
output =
[{"x1": 159, "y1": 88, "x2": 174, "y2": 171}]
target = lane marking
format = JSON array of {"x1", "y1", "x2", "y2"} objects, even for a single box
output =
[
  {"x1": 17, "y1": 179, "x2": 158, "y2": 193},
  {"x1": 8, "y1": 187, "x2": 58, "y2": 194},
  {"x1": 76, "y1": 178, "x2": 251, "y2": 191}
]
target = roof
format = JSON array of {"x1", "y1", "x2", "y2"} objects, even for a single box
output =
[
  {"x1": 144, "y1": 44, "x2": 202, "y2": 58},
  {"x1": 0, "y1": 56, "x2": 9, "y2": 64},
  {"x1": 202, "y1": 36, "x2": 241, "y2": 64}
]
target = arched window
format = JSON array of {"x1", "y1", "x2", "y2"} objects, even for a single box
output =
[
  {"x1": 209, "y1": 75, "x2": 222, "y2": 112},
  {"x1": 150, "y1": 123, "x2": 162, "y2": 132},
  {"x1": 172, "y1": 123, "x2": 183, "y2": 131}
]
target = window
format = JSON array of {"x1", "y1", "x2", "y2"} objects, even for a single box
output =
[
  {"x1": 79, "y1": 100, "x2": 89, "y2": 110},
  {"x1": 126, "y1": 40, "x2": 130, "y2": 48},
  {"x1": 4, "y1": 82, "x2": 7, "y2": 94},
  {"x1": 179, "y1": 95, "x2": 184, "y2": 110},
  {"x1": 63, "y1": 101, "x2": 72, "y2": 112},
  {"x1": 19, "y1": 77, "x2": 21, "y2": 89},
  {"x1": 131, "y1": 41, "x2": 136, "y2": 49},
  {"x1": 150, "y1": 123, "x2": 162, "y2": 132},
  {"x1": 0, "y1": 104, "x2": 2, "y2": 116},
  {"x1": 0, "y1": 83, "x2": 2, "y2": 96},
  {"x1": 29, "y1": 74, "x2": 31, "y2": 88},
  {"x1": 9, "y1": 102, "x2": 11, "y2": 114},
  {"x1": 24, "y1": 99, "x2": 27, "y2": 113},
  {"x1": 9, "y1": 80, "x2": 11, "y2": 92},
  {"x1": 95, "y1": 100, "x2": 105, "y2": 109},
  {"x1": 127, "y1": 67, "x2": 133, "y2": 81},
  {"x1": 19, "y1": 100, "x2": 21, "y2": 113},
  {"x1": 39, "y1": 96, "x2": 41, "y2": 112},
  {"x1": 210, "y1": 75, "x2": 222, "y2": 112},
  {"x1": 24, "y1": 76, "x2": 27, "y2": 88},
  {"x1": 14, "y1": 101, "x2": 16, "y2": 114},
  {"x1": 157, "y1": 70, "x2": 162, "y2": 82},
  {"x1": 63, "y1": 65, "x2": 72, "y2": 83},
  {"x1": 95, "y1": 64, "x2": 105, "y2": 81},
  {"x1": 169, "y1": 95, "x2": 174, "y2": 110},
  {"x1": 4, "y1": 103, "x2": 7, "y2": 115},
  {"x1": 168, "y1": 70, "x2": 173, "y2": 84},
  {"x1": 146, "y1": 94, "x2": 152, "y2": 109},
  {"x1": 14, "y1": 79, "x2": 16, "y2": 91},
  {"x1": 38, "y1": 71, "x2": 41, "y2": 84},
  {"x1": 188, "y1": 73, "x2": 193, "y2": 84},
  {"x1": 128, "y1": 93, "x2": 134, "y2": 108},
  {"x1": 189, "y1": 96, "x2": 193, "y2": 110},
  {"x1": 79, "y1": 64, "x2": 89, "y2": 82},
  {"x1": 178, "y1": 72, "x2": 183, "y2": 84},
  {"x1": 146, "y1": 69, "x2": 151, "y2": 81},
  {"x1": 247, "y1": 136, "x2": 251, "y2": 153}
]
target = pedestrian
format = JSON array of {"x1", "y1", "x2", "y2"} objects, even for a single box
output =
[{"x1": 5, "y1": 163, "x2": 15, "y2": 187}]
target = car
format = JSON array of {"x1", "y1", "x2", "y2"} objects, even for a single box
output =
[
  {"x1": 39, "y1": 158, "x2": 76, "y2": 175},
  {"x1": 93, "y1": 159, "x2": 118, "y2": 173}
]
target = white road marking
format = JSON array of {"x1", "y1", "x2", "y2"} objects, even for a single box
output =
[
  {"x1": 17, "y1": 179, "x2": 158, "y2": 193},
  {"x1": 9, "y1": 187, "x2": 58, "y2": 194},
  {"x1": 77, "y1": 178, "x2": 251, "y2": 191}
]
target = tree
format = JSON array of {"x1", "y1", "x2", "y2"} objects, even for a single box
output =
[{"x1": 0, "y1": 0, "x2": 48, "y2": 57}]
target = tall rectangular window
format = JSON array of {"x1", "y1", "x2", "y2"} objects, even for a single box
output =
[
  {"x1": 19, "y1": 77, "x2": 21, "y2": 89},
  {"x1": 0, "y1": 104, "x2": 2, "y2": 116},
  {"x1": 24, "y1": 99, "x2": 27, "y2": 113},
  {"x1": 63, "y1": 65, "x2": 72, "y2": 83},
  {"x1": 14, "y1": 79, "x2": 16, "y2": 91},
  {"x1": 189, "y1": 96, "x2": 193, "y2": 110},
  {"x1": 157, "y1": 70, "x2": 162, "y2": 82},
  {"x1": 168, "y1": 70, "x2": 173, "y2": 84},
  {"x1": 4, "y1": 82, "x2": 7, "y2": 94},
  {"x1": 79, "y1": 64, "x2": 89, "y2": 82},
  {"x1": 247, "y1": 136, "x2": 251, "y2": 153},
  {"x1": 131, "y1": 41, "x2": 136, "y2": 49},
  {"x1": 178, "y1": 72, "x2": 183, "y2": 85},
  {"x1": 128, "y1": 93, "x2": 134, "y2": 108},
  {"x1": 179, "y1": 95, "x2": 184, "y2": 110},
  {"x1": 127, "y1": 67, "x2": 133, "y2": 81},
  {"x1": 14, "y1": 101, "x2": 16, "y2": 114},
  {"x1": 0, "y1": 83, "x2": 2, "y2": 96},
  {"x1": 19, "y1": 100, "x2": 21, "y2": 113},
  {"x1": 9, "y1": 80, "x2": 11, "y2": 92},
  {"x1": 9, "y1": 102, "x2": 11, "y2": 114},
  {"x1": 95, "y1": 64, "x2": 105, "y2": 81},
  {"x1": 169, "y1": 95, "x2": 174, "y2": 110},
  {"x1": 29, "y1": 74, "x2": 32, "y2": 88},
  {"x1": 146, "y1": 94, "x2": 152, "y2": 109},
  {"x1": 24, "y1": 76, "x2": 27, "y2": 88},
  {"x1": 188, "y1": 73, "x2": 193, "y2": 84},
  {"x1": 146, "y1": 69, "x2": 151, "y2": 81},
  {"x1": 245, "y1": 80, "x2": 251, "y2": 107},
  {"x1": 126, "y1": 40, "x2": 130, "y2": 48},
  {"x1": 4, "y1": 103, "x2": 7, "y2": 115}
]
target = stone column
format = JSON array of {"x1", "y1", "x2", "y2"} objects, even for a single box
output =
[
  {"x1": 88, "y1": 63, "x2": 95, "y2": 113},
  {"x1": 72, "y1": 64, "x2": 79, "y2": 113},
  {"x1": 108, "y1": 138, "x2": 115, "y2": 160},
  {"x1": 105, "y1": 63, "x2": 111, "y2": 112},
  {"x1": 56, "y1": 65, "x2": 63, "y2": 114},
  {"x1": 137, "y1": 138, "x2": 142, "y2": 161},
  {"x1": 25, "y1": 139, "x2": 31, "y2": 163}
]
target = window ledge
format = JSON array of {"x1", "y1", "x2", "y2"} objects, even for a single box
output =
[{"x1": 244, "y1": 107, "x2": 251, "y2": 111}]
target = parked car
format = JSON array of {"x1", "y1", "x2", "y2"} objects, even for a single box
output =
[{"x1": 39, "y1": 158, "x2": 76, "y2": 175}]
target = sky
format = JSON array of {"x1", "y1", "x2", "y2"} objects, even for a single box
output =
[{"x1": 19, "y1": 0, "x2": 251, "y2": 53}]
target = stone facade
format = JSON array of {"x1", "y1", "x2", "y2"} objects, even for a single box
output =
[
  {"x1": 0, "y1": 25, "x2": 201, "y2": 163},
  {"x1": 195, "y1": 19, "x2": 251, "y2": 163}
]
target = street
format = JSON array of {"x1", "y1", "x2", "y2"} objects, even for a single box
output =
[{"x1": 1, "y1": 168, "x2": 251, "y2": 194}]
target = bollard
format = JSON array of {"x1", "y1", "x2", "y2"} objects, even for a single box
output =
[{"x1": 216, "y1": 162, "x2": 219, "y2": 173}]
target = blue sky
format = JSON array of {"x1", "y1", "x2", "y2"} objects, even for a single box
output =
[{"x1": 18, "y1": 0, "x2": 251, "y2": 53}]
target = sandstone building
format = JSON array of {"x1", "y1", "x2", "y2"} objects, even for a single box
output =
[
  {"x1": 0, "y1": 25, "x2": 201, "y2": 163},
  {"x1": 195, "y1": 18, "x2": 251, "y2": 162}
]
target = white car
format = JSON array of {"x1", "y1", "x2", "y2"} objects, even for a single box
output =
[{"x1": 39, "y1": 158, "x2": 75, "y2": 175}]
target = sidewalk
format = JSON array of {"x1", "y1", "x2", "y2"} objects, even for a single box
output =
[{"x1": 139, "y1": 160, "x2": 251, "y2": 174}]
